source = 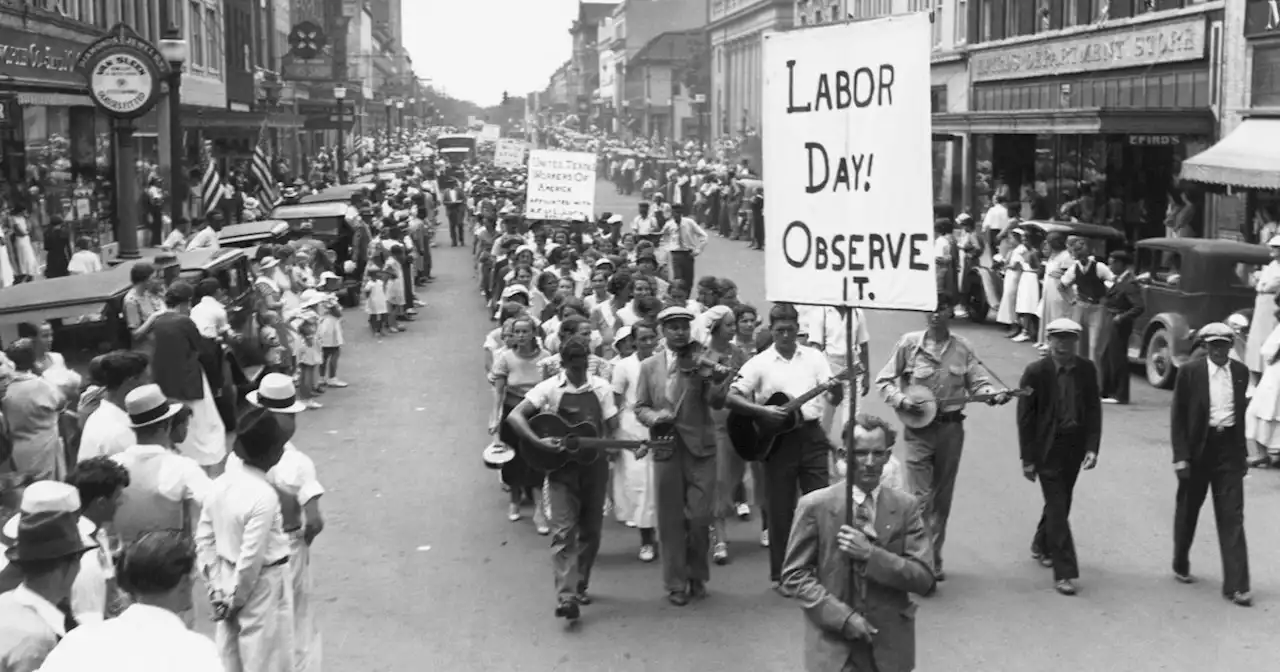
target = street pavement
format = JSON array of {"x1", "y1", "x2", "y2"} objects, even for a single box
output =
[{"x1": 281, "y1": 180, "x2": 1280, "y2": 672}]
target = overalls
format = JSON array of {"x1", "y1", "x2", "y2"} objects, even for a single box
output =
[{"x1": 545, "y1": 389, "x2": 610, "y2": 605}]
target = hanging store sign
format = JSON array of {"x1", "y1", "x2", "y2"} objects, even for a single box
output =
[
  {"x1": 971, "y1": 18, "x2": 1206, "y2": 83},
  {"x1": 1128, "y1": 134, "x2": 1182, "y2": 146},
  {"x1": 75, "y1": 23, "x2": 168, "y2": 119}
]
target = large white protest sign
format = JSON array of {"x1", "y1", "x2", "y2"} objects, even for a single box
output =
[
  {"x1": 525, "y1": 150, "x2": 596, "y2": 220},
  {"x1": 480, "y1": 123, "x2": 502, "y2": 142},
  {"x1": 762, "y1": 14, "x2": 935, "y2": 311},
  {"x1": 494, "y1": 139, "x2": 527, "y2": 168}
]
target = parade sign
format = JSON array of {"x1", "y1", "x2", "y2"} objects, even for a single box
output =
[
  {"x1": 76, "y1": 23, "x2": 168, "y2": 120},
  {"x1": 480, "y1": 123, "x2": 502, "y2": 142},
  {"x1": 525, "y1": 150, "x2": 596, "y2": 221},
  {"x1": 494, "y1": 138, "x2": 527, "y2": 168},
  {"x1": 761, "y1": 14, "x2": 935, "y2": 311}
]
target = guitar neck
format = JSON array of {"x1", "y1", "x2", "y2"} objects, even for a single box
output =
[
  {"x1": 780, "y1": 370, "x2": 850, "y2": 413},
  {"x1": 573, "y1": 439, "x2": 647, "y2": 451}
]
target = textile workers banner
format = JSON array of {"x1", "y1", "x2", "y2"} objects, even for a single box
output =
[
  {"x1": 525, "y1": 150, "x2": 596, "y2": 221},
  {"x1": 494, "y1": 139, "x2": 527, "y2": 168},
  {"x1": 761, "y1": 13, "x2": 936, "y2": 311}
]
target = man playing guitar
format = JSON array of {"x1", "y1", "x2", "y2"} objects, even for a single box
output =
[
  {"x1": 726, "y1": 303, "x2": 842, "y2": 595},
  {"x1": 873, "y1": 293, "x2": 1011, "y2": 587},
  {"x1": 506, "y1": 336, "x2": 623, "y2": 621}
]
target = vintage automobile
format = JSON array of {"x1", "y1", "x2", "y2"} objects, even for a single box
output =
[
  {"x1": 0, "y1": 266, "x2": 139, "y2": 373},
  {"x1": 1129, "y1": 237, "x2": 1270, "y2": 388},
  {"x1": 966, "y1": 219, "x2": 1126, "y2": 324},
  {"x1": 436, "y1": 134, "x2": 477, "y2": 165},
  {"x1": 299, "y1": 182, "x2": 373, "y2": 204},
  {"x1": 263, "y1": 200, "x2": 363, "y2": 305},
  {"x1": 218, "y1": 220, "x2": 291, "y2": 248}
]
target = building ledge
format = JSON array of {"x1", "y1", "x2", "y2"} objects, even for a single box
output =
[{"x1": 965, "y1": 2, "x2": 1223, "y2": 54}]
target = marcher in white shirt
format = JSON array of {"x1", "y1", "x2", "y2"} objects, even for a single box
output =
[
  {"x1": 186, "y1": 217, "x2": 221, "y2": 251},
  {"x1": 77, "y1": 350, "x2": 149, "y2": 463},
  {"x1": 663, "y1": 202, "x2": 708, "y2": 286},
  {"x1": 66, "y1": 237, "x2": 104, "y2": 275},
  {"x1": 233, "y1": 374, "x2": 326, "y2": 672},
  {"x1": 38, "y1": 530, "x2": 223, "y2": 672},
  {"x1": 64, "y1": 457, "x2": 132, "y2": 625},
  {"x1": 632, "y1": 202, "x2": 659, "y2": 241},
  {"x1": 190, "y1": 278, "x2": 233, "y2": 340},
  {"x1": 804, "y1": 306, "x2": 872, "y2": 447},
  {"x1": 195, "y1": 409, "x2": 294, "y2": 672}
]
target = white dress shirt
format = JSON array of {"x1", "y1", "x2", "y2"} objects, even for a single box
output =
[
  {"x1": 189, "y1": 296, "x2": 230, "y2": 339},
  {"x1": 9, "y1": 584, "x2": 65, "y2": 638},
  {"x1": 225, "y1": 442, "x2": 325, "y2": 510},
  {"x1": 731, "y1": 344, "x2": 836, "y2": 422},
  {"x1": 194, "y1": 460, "x2": 290, "y2": 609},
  {"x1": 851, "y1": 484, "x2": 881, "y2": 529},
  {"x1": 112, "y1": 444, "x2": 213, "y2": 505},
  {"x1": 67, "y1": 250, "x2": 104, "y2": 275},
  {"x1": 805, "y1": 306, "x2": 869, "y2": 358},
  {"x1": 1207, "y1": 360, "x2": 1235, "y2": 428},
  {"x1": 666, "y1": 216, "x2": 709, "y2": 255},
  {"x1": 76, "y1": 401, "x2": 136, "y2": 462},
  {"x1": 185, "y1": 226, "x2": 219, "y2": 251},
  {"x1": 36, "y1": 603, "x2": 223, "y2": 672},
  {"x1": 70, "y1": 523, "x2": 115, "y2": 625},
  {"x1": 632, "y1": 214, "x2": 658, "y2": 236}
]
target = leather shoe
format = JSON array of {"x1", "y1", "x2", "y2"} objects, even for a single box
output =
[
  {"x1": 1055, "y1": 579, "x2": 1077, "y2": 596},
  {"x1": 1226, "y1": 591, "x2": 1253, "y2": 607},
  {"x1": 771, "y1": 582, "x2": 795, "y2": 598},
  {"x1": 1173, "y1": 571, "x2": 1196, "y2": 584},
  {"x1": 667, "y1": 591, "x2": 690, "y2": 606},
  {"x1": 555, "y1": 601, "x2": 580, "y2": 620},
  {"x1": 574, "y1": 591, "x2": 592, "y2": 606},
  {"x1": 689, "y1": 580, "x2": 708, "y2": 599}
]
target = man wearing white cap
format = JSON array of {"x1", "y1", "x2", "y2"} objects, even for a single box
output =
[
  {"x1": 1015, "y1": 318, "x2": 1102, "y2": 596},
  {"x1": 1170, "y1": 322, "x2": 1252, "y2": 607}
]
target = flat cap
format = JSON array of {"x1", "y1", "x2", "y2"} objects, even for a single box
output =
[
  {"x1": 1196, "y1": 322, "x2": 1234, "y2": 343},
  {"x1": 657, "y1": 306, "x2": 696, "y2": 324},
  {"x1": 1045, "y1": 318, "x2": 1083, "y2": 335}
]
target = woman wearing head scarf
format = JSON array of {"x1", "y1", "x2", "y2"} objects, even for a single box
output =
[
  {"x1": 700, "y1": 306, "x2": 752, "y2": 564},
  {"x1": 1, "y1": 339, "x2": 66, "y2": 479}
]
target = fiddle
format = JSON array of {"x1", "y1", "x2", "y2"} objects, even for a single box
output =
[{"x1": 677, "y1": 355, "x2": 739, "y2": 382}]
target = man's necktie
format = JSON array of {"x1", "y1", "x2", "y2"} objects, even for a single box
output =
[{"x1": 57, "y1": 600, "x2": 78, "y2": 634}]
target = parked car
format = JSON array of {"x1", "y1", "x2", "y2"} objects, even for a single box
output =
[
  {"x1": 264, "y1": 200, "x2": 362, "y2": 305},
  {"x1": 1129, "y1": 238, "x2": 1269, "y2": 388},
  {"x1": 299, "y1": 183, "x2": 373, "y2": 204},
  {"x1": 0, "y1": 266, "x2": 138, "y2": 373},
  {"x1": 966, "y1": 219, "x2": 1126, "y2": 324},
  {"x1": 218, "y1": 220, "x2": 290, "y2": 248}
]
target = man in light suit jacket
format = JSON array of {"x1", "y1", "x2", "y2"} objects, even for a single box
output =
[
  {"x1": 1170, "y1": 322, "x2": 1252, "y2": 607},
  {"x1": 635, "y1": 306, "x2": 729, "y2": 606},
  {"x1": 782, "y1": 415, "x2": 935, "y2": 672}
]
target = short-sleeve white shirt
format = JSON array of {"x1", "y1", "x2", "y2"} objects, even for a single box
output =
[
  {"x1": 731, "y1": 344, "x2": 835, "y2": 422},
  {"x1": 77, "y1": 401, "x2": 136, "y2": 462},
  {"x1": 523, "y1": 372, "x2": 618, "y2": 423}
]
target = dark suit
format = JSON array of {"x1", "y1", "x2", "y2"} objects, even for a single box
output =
[
  {"x1": 1017, "y1": 355, "x2": 1102, "y2": 581},
  {"x1": 1170, "y1": 357, "x2": 1251, "y2": 595},
  {"x1": 635, "y1": 346, "x2": 719, "y2": 594},
  {"x1": 150, "y1": 312, "x2": 205, "y2": 401},
  {"x1": 782, "y1": 484, "x2": 935, "y2": 672},
  {"x1": 1101, "y1": 270, "x2": 1145, "y2": 403}
]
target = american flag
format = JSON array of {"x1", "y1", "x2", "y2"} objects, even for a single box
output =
[
  {"x1": 250, "y1": 123, "x2": 280, "y2": 207},
  {"x1": 198, "y1": 140, "x2": 224, "y2": 217}
]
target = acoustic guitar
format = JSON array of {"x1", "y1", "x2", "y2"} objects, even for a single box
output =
[
  {"x1": 521, "y1": 413, "x2": 676, "y2": 473},
  {"x1": 728, "y1": 368, "x2": 855, "y2": 462},
  {"x1": 893, "y1": 384, "x2": 1032, "y2": 429}
]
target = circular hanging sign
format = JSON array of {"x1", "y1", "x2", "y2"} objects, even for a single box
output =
[{"x1": 86, "y1": 46, "x2": 162, "y2": 119}]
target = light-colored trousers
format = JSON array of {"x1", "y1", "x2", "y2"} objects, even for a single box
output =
[
  {"x1": 289, "y1": 533, "x2": 321, "y2": 672},
  {"x1": 215, "y1": 562, "x2": 295, "y2": 672},
  {"x1": 902, "y1": 421, "x2": 963, "y2": 574}
]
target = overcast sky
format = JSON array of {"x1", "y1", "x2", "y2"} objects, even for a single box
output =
[{"x1": 402, "y1": 0, "x2": 584, "y2": 107}]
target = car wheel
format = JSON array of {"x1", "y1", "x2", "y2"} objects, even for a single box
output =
[
  {"x1": 1145, "y1": 327, "x2": 1177, "y2": 389},
  {"x1": 967, "y1": 275, "x2": 989, "y2": 324}
]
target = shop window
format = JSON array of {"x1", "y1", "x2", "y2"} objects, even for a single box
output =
[
  {"x1": 979, "y1": 0, "x2": 995, "y2": 42},
  {"x1": 955, "y1": 0, "x2": 968, "y2": 44},
  {"x1": 1063, "y1": 0, "x2": 1079, "y2": 27},
  {"x1": 931, "y1": 86, "x2": 947, "y2": 113},
  {"x1": 1252, "y1": 44, "x2": 1280, "y2": 108},
  {"x1": 1005, "y1": 0, "x2": 1023, "y2": 37},
  {"x1": 189, "y1": 1, "x2": 205, "y2": 68}
]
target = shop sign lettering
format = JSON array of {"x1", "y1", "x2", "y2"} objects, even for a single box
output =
[
  {"x1": 971, "y1": 19, "x2": 1206, "y2": 83},
  {"x1": 1128, "y1": 135, "x2": 1182, "y2": 146},
  {"x1": 0, "y1": 28, "x2": 86, "y2": 84},
  {"x1": 0, "y1": 0, "x2": 73, "y2": 17}
]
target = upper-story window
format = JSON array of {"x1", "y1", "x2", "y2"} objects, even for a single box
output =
[{"x1": 955, "y1": 0, "x2": 968, "y2": 45}]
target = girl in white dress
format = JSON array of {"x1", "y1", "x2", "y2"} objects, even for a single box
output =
[
  {"x1": 10, "y1": 208, "x2": 39, "y2": 281},
  {"x1": 1245, "y1": 241, "x2": 1280, "y2": 377},
  {"x1": 1011, "y1": 232, "x2": 1042, "y2": 343},
  {"x1": 610, "y1": 322, "x2": 659, "y2": 563},
  {"x1": 1245, "y1": 298, "x2": 1280, "y2": 466},
  {"x1": 996, "y1": 228, "x2": 1025, "y2": 332}
]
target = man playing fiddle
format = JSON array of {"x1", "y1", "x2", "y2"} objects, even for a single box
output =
[
  {"x1": 634, "y1": 306, "x2": 733, "y2": 605},
  {"x1": 506, "y1": 336, "x2": 628, "y2": 621},
  {"x1": 874, "y1": 294, "x2": 1010, "y2": 586}
]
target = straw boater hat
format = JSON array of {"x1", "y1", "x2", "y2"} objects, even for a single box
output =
[
  {"x1": 246, "y1": 373, "x2": 307, "y2": 413},
  {"x1": 125, "y1": 384, "x2": 184, "y2": 429}
]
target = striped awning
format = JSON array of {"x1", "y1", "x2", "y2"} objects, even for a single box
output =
[{"x1": 1181, "y1": 119, "x2": 1280, "y2": 191}]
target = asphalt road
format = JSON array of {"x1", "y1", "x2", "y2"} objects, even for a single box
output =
[{"x1": 281, "y1": 180, "x2": 1280, "y2": 672}]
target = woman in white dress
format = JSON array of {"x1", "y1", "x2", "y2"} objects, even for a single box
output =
[
  {"x1": 1011, "y1": 231, "x2": 1042, "y2": 343},
  {"x1": 9, "y1": 206, "x2": 40, "y2": 281},
  {"x1": 1038, "y1": 233, "x2": 1074, "y2": 343},
  {"x1": 1245, "y1": 297, "x2": 1280, "y2": 467},
  {"x1": 1245, "y1": 238, "x2": 1280, "y2": 378},
  {"x1": 996, "y1": 228, "x2": 1025, "y2": 334},
  {"x1": 610, "y1": 321, "x2": 658, "y2": 563}
]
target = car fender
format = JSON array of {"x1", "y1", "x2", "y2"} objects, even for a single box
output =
[
  {"x1": 971, "y1": 267, "x2": 1001, "y2": 305},
  {"x1": 1142, "y1": 312, "x2": 1196, "y2": 367}
]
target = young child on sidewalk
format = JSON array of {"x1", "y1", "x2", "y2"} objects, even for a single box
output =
[{"x1": 364, "y1": 267, "x2": 389, "y2": 337}]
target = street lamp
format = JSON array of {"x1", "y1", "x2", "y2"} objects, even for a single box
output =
[
  {"x1": 334, "y1": 86, "x2": 347, "y2": 184},
  {"x1": 384, "y1": 99, "x2": 394, "y2": 145},
  {"x1": 408, "y1": 97, "x2": 416, "y2": 130},
  {"x1": 158, "y1": 29, "x2": 188, "y2": 248},
  {"x1": 395, "y1": 99, "x2": 405, "y2": 137}
]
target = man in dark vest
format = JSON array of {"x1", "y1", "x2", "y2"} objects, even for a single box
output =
[
  {"x1": 1060, "y1": 236, "x2": 1116, "y2": 386},
  {"x1": 1100, "y1": 250, "x2": 1144, "y2": 404}
]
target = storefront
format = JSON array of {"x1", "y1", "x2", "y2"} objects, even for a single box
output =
[
  {"x1": 935, "y1": 12, "x2": 1220, "y2": 242},
  {"x1": 0, "y1": 17, "x2": 115, "y2": 250},
  {"x1": 1180, "y1": 1, "x2": 1280, "y2": 241}
]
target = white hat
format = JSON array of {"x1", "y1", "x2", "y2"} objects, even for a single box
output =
[
  {"x1": 657, "y1": 306, "x2": 697, "y2": 324},
  {"x1": 246, "y1": 373, "x2": 307, "y2": 413},
  {"x1": 259, "y1": 257, "x2": 280, "y2": 271},
  {"x1": 1226, "y1": 313, "x2": 1250, "y2": 330},
  {"x1": 299, "y1": 289, "x2": 327, "y2": 309},
  {"x1": 1268, "y1": 235, "x2": 1280, "y2": 247},
  {"x1": 501, "y1": 285, "x2": 530, "y2": 300},
  {"x1": 593, "y1": 258, "x2": 615, "y2": 269},
  {"x1": 607, "y1": 214, "x2": 623, "y2": 224},
  {"x1": 1196, "y1": 322, "x2": 1234, "y2": 343},
  {"x1": 1045, "y1": 318, "x2": 1083, "y2": 335},
  {"x1": 319, "y1": 271, "x2": 341, "y2": 284},
  {"x1": 1, "y1": 481, "x2": 95, "y2": 542},
  {"x1": 125, "y1": 384, "x2": 185, "y2": 428},
  {"x1": 612, "y1": 325, "x2": 634, "y2": 346}
]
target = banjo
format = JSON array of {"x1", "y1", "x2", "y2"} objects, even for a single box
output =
[{"x1": 894, "y1": 384, "x2": 1031, "y2": 429}]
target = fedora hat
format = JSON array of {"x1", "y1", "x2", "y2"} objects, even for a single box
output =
[
  {"x1": 1, "y1": 481, "x2": 95, "y2": 543},
  {"x1": 125, "y1": 384, "x2": 184, "y2": 428},
  {"x1": 246, "y1": 373, "x2": 307, "y2": 413},
  {"x1": 4, "y1": 511, "x2": 97, "y2": 563}
]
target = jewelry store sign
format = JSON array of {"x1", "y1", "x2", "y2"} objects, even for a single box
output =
[
  {"x1": 75, "y1": 23, "x2": 169, "y2": 119},
  {"x1": 971, "y1": 19, "x2": 1206, "y2": 83},
  {"x1": 0, "y1": 27, "x2": 87, "y2": 87}
]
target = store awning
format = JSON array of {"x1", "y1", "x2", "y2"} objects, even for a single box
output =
[
  {"x1": 930, "y1": 108, "x2": 1215, "y2": 136},
  {"x1": 1180, "y1": 118, "x2": 1280, "y2": 190}
]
